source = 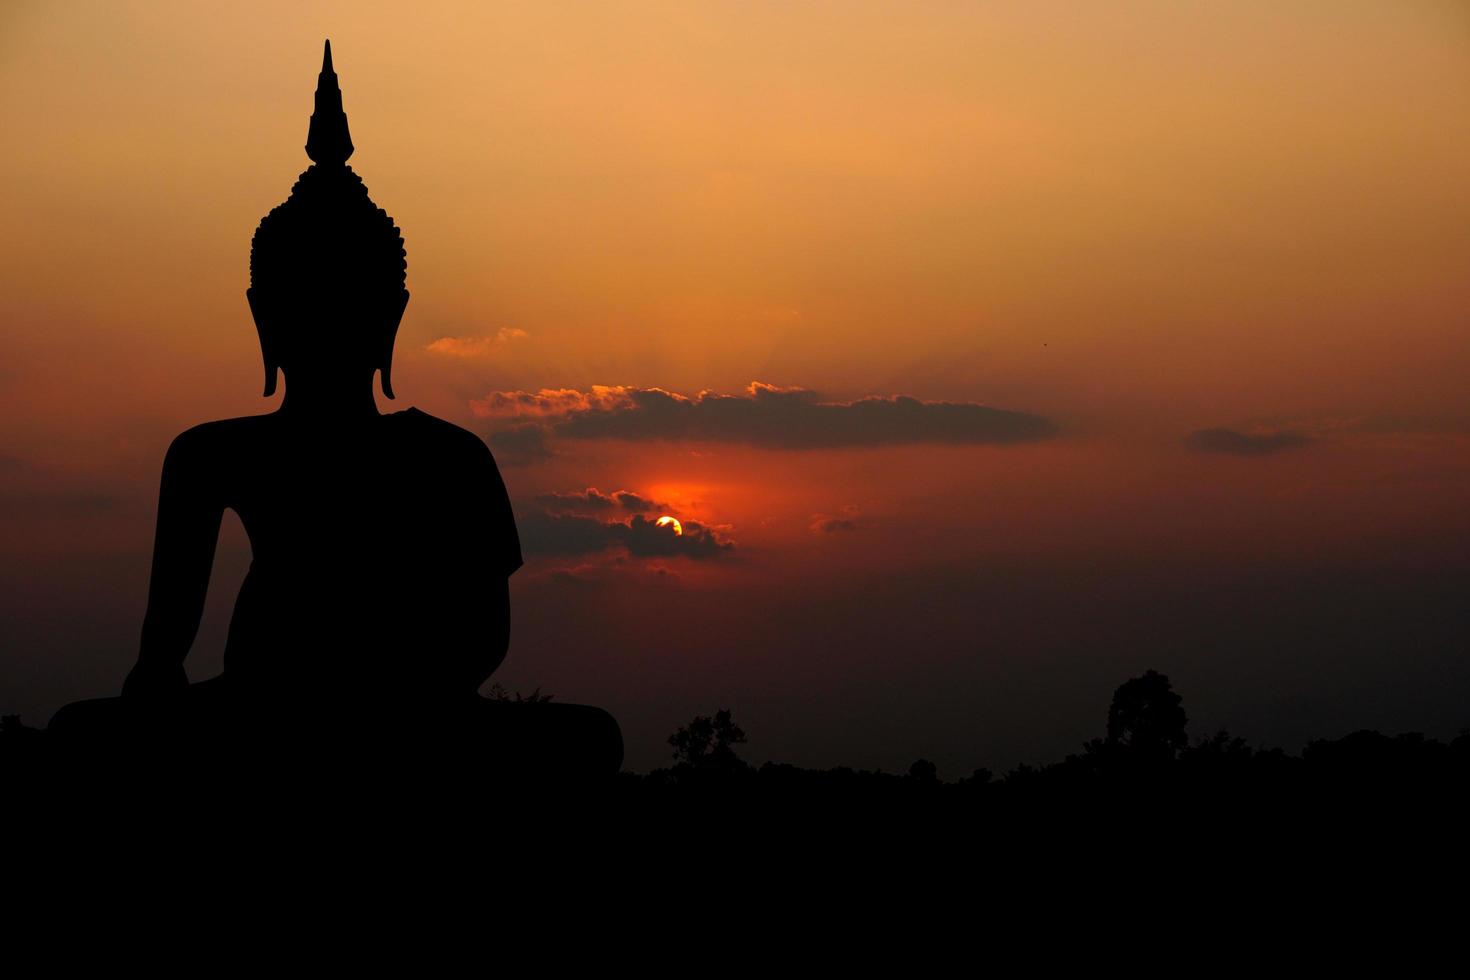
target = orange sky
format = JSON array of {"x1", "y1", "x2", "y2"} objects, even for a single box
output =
[{"x1": 3, "y1": 1, "x2": 1469, "y2": 772}]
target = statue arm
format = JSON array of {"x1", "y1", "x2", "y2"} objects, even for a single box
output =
[
  {"x1": 467, "y1": 576, "x2": 510, "y2": 690},
  {"x1": 123, "y1": 430, "x2": 225, "y2": 698},
  {"x1": 465, "y1": 437, "x2": 519, "y2": 692}
]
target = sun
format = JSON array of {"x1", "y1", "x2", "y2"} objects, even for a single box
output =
[{"x1": 655, "y1": 515, "x2": 683, "y2": 536}]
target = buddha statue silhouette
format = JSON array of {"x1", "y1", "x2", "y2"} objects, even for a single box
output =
[{"x1": 48, "y1": 42, "x2": 622, "y2": 780}]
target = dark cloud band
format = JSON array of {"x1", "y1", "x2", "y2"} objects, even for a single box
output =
[
  {"x1": 1186, "y1": 428, "x2": 1312, "y2": 456},
  {"x1": 534, "y1": 488, "x2": 667, "y2": 515},
  {"x1": 517, "y1": 511, "x2": 732, "y2": 561},
  {"x1": 476, "y1": 381, "x2": 1056, "y2": 452}
]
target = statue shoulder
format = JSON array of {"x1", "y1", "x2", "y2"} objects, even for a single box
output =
[
  {"x1": 394, "y1": 408, "x2": 493, "y2": 458},
  {"x1": 165, "y1": 415, "x2": 270, "y2": 463},
  {"x1": 157, "y1": 416, "x2": 271, "y2": 495}
]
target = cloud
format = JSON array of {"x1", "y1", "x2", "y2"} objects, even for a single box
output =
[
  {"x1": 535, "y1": 487, "x2": 669, "y2": 516},
  {"x1": 515, "y1": 512, "x2": 624, "y2": 557},
  {"x1": 811, "y1": 506, "x2": 861, "y2": 534},
  {"x1": 623, "y1": 514, "x2": 732, "y2": 559},
  {"x1": 517, "y1": 511, "x2": 733, "y2": 560},
  {"x1": 1186, "y1": 428, "x2": 1313, "y2": 456},
  {"x1": 546, "y1": 558, "x2": 686, "y2": 587},
  {"x1": 486, "y1": 426, "x2": 553, "y2": 465},
  {"x1": 425, "y1": 327, "x2": 528, "y2": 357},
  {"x1": 473, "y1": 381, "x2": 1056, "y2": 450},
  {"x1": 472, "y1": 385, "x2": 630, "y2": 420}
]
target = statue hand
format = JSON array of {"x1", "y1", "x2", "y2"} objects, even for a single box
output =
[{"x1": 122, "y1": 660, "x2": 188, "y2": 701}]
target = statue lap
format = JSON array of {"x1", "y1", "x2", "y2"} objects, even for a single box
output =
[{"x1": 46, "y1": 677, "x2": 623, "y2": 783}]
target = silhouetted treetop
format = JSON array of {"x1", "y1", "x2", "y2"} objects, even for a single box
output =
[
  {"x1": 1105, "y1": 669, "x2": 1188, "y2": 761},
  {"x1": 669, "y1": 709, "x2": 747, "y2": 769}
]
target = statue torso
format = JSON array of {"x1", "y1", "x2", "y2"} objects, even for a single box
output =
[{"x1": 183, "y1": 408, "x2": 521, "y2": 696}]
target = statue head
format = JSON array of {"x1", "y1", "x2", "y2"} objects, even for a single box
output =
[{"x1": 247, "y1": 41, "x2": 409, "y2": 399}]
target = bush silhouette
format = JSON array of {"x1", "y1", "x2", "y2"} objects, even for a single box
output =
[
  {"x1": 668, "y1": 709, "x2": 747, "y2": 771},
  {"x1": 485, "y1": 682, "x2": 554, "y2": 704}
]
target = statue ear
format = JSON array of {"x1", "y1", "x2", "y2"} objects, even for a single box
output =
[
  {"x1": 379, "y1": 289, "x2": 409, "y2": 400},
  {"x1": 246, "y1": 288, "x2": 280, "y2": 398}
]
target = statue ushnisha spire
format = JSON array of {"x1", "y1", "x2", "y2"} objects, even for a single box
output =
[
  {"x1": 306, "y1": 39, "x2": 354, "y2": 165},
  {"x1": 250, "y1": 40, "x2": 408, "y2": 399}
]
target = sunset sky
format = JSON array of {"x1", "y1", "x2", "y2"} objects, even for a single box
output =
[{"x1": 3, "y1": 1, "x2": 1468, "y2": 773}]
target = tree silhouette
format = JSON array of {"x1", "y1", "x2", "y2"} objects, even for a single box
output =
[
  {"x1": 668, "y1": 709, "x2": 747, "y2": 769},
  {"x1": 1105, "y1": 669, "x2": 1188, "y2": 762},
  {"x1": 907, "y1": 758, "x2": 939, "y2": 783}
]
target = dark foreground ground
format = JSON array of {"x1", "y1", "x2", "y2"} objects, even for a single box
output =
[{"x1": 7, "y1": 670, "x2": 1469, "y2": 819}]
